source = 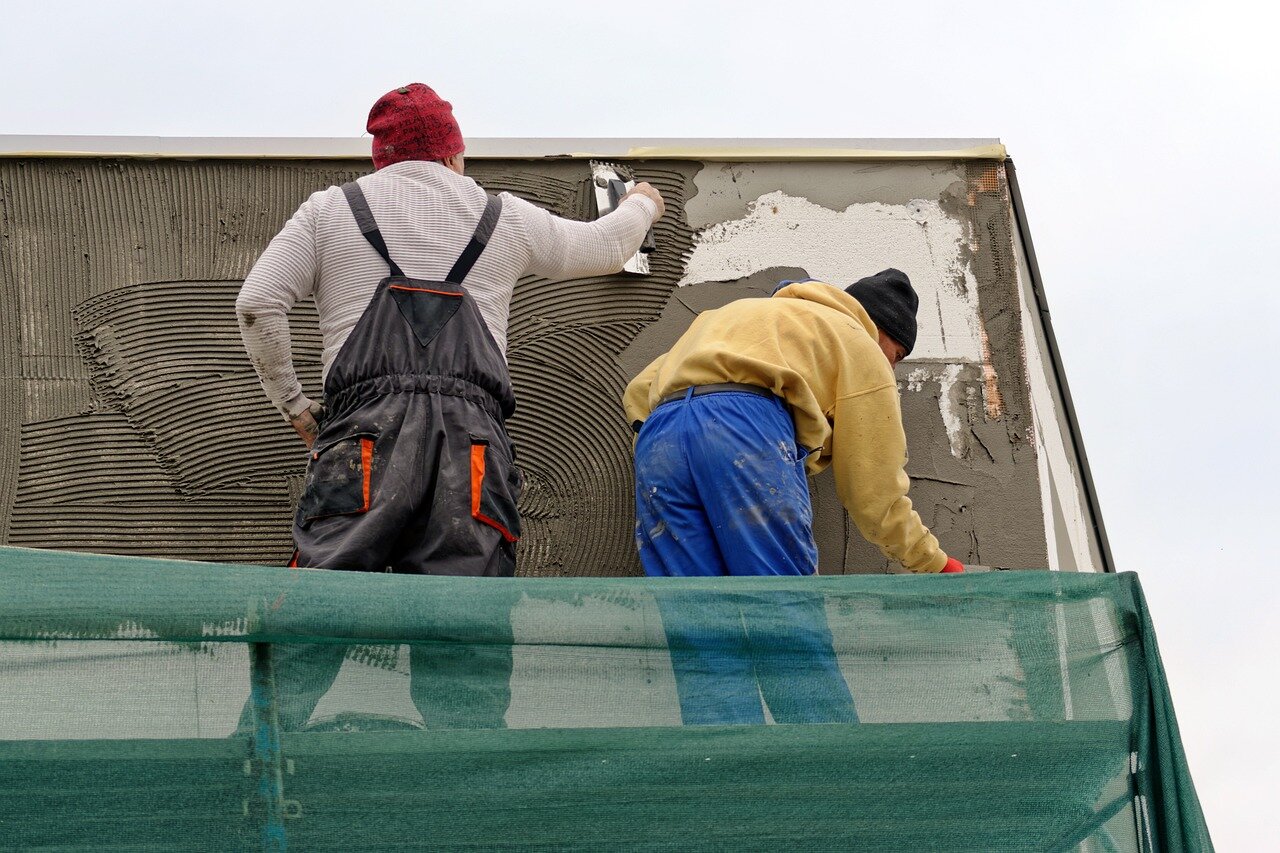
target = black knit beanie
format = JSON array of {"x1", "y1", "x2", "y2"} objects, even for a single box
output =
[{"x1": 845, "y1": 268, "x2": 919, "y2": 355}]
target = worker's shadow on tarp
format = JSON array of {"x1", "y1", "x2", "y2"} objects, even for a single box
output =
[
  {"x1": 239, "y1": 641, "x2": 513, "y2": 733},
  {"x1": 653, "y1": 587, "x2": 859, "y2": 725},
  {"x1": 237, "y1": 581, "x2": 856, "y2": 731},
  {"x1": 237, "y1": 587, "x2": 519, "y2": 733}
]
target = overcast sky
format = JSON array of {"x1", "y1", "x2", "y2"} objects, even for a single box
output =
[{"x1": 4, "y1": 0, "x2": 1276, "y2": 846}]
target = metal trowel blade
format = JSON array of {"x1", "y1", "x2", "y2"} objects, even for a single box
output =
[{"x1": 590, "y1": 160, "x2": 651, "y2": 275}]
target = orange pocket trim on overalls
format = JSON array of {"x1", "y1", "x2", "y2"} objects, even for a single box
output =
[
  {"x1": 297, "y1": 432, "x2": 377, "y2": 522},
  {"x1": 470, "y1": 442, "x2": 518, "y2": 543},
  {"x1": 360, "y1": 436, "x2": 373, "y2": 512},
  {"x1": 388, "y1": 284, "x2": 464, "y2": 297}
]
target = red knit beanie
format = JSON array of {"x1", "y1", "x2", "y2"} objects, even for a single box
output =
[{"x1": 367, "y1": 83, "x2": 464, "y2": 170}]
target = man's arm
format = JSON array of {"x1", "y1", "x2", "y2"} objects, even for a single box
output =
[
  {"x1": 829, "y1": 383, "x2": 949, "y2": 573},
  {"x1": 236, "y1": 196, "x2": 321, "y2": 445},
  {"x1": 514, "y1": 184, "x2": 664, "y2": 280}
]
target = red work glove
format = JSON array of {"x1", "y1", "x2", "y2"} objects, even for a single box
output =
[{"x1": 940, "y1": 556, "x2": 965, "y2": 573}]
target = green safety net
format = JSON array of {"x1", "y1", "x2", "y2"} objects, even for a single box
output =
[{"x1": 0, "y1": 547, "x2": 1210, "y2": 851}]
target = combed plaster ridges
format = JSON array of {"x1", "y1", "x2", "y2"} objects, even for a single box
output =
[
  {"x1": 6, "y1": 160, "x2": 363, "y2": 394},
  {"x1": 0, "y1": 160, "x2": 363, "y2": 559},
  {"x1": 0, "y1": 156, "x2": 707, "y2": 575},
  {"x1": 72, "y1": 280, "x2": 324, "y2": 495},
  {"x1": 10, "y1": 415, "x2": 295, "y2": 561},
  {"x1": 944, "y1": 163, "x2": 1038, "y2": 446},
  {"x1": 1, "y1": 166, "x2": 39, "y2": 539},
  {"x1": 503, "y1": 162, "x2": 699, "y2": 577}
]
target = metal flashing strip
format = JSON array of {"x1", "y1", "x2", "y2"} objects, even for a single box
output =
[
  {"x1": 1005, "y1": 158, "x2": 1116, "y2": 574},
  {"x1": 623, "y1": 143, "x2": 1005, "y2": 161},
  {"x1": 0, "y1": 135, "x2": 1004, "y2": 161}
]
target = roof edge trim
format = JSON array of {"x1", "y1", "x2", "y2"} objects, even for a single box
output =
[{"x1": 1005, "y1": 158, "x2": 1115, "y2": 574}]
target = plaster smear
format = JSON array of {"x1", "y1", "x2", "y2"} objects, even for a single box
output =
[
  {"x1": 678, "y1": 192, "x2": 984, "y2": 363},
  {"x1": 686, "y1": 161, "x2": 966, "y2": 228},
  {"x1": 906, "y1": 363, "x2": 967, "y2": 458}
]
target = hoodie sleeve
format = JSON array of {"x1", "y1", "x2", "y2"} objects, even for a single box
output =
[
  {"x1": 829, "y1": 382, "x2": 948, "y2": 573},
  {"x1": 623, "y1": 353, "x2": 666, "y2": 429}
]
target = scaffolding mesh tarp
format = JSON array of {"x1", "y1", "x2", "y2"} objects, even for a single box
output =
[{"x1": 0, "y1": 547, "x2": 1209, "y2": 851}]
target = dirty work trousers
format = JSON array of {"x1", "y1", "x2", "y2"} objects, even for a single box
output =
[
  {"x1": 296, "y1": 387, "x2": 520, "y2": 578},
  {"x1": 634, "y1": 389, "x2": 858, "y2": 724},
  {"x1": 266, "y1": 389, "x2": 520, "y2": 730}
]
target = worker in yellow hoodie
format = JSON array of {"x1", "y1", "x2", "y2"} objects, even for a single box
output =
[
  {"x1": 625, "y1": 268, "x2": 965, "y2": 578},
  {"x1": 624, "y1": 270, "x2": 962, "y2": 724}
]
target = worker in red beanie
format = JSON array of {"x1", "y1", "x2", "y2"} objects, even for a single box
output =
[
  {"x1": 367, "y1": 83, "x2": 466, "y2": 169},
  {"x1": 235, "y1": 83, "x2": 665, "y2": 730}
]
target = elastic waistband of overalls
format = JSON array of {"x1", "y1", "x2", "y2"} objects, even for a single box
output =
[
  {"x1": 325, "y1": 373, "x2": 508, "y2": 422},
  {"x1": 656, "y1": 382, "x2": 780, "y2": 409}
]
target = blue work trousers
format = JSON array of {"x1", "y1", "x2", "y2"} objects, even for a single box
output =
[
  {"x1": 634, "y1": 390, "x2": 857, "y2": 724},
  {"x1": 634, "y1": 390, "x2": 816, "y2": 577}
]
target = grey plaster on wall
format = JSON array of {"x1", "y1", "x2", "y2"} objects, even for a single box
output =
[
  {"x1": 617, "y1": 266, "x2": 809, "y2": 379},
  {"x1": 623, "y1": 158, "x2": 1048, "y2": 572},
  {"x1": 618, "y1": 273, "x2": 1047, "y2": 573},
  {"x1": 0, "y1": 154, "x2": 1050, "y2": 576},
  {"x1": 686, "y1": 161, "x2": 968, "y2": 228}
]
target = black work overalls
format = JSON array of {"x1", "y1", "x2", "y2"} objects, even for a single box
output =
[{"x1": 293, "y1": 182, "x2": 522, "y2": 577}]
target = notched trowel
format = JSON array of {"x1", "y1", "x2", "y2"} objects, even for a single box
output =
[{"x1": 590, "y1": 161, "x2": 656, "y2": 275}]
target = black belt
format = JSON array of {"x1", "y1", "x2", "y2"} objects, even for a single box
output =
[
  {"x1": 632, "y1": 383, "x2": 779, "y2": 433},
  {"x1": 657, "y1": 382, "x2": 776, "y2": 407}
]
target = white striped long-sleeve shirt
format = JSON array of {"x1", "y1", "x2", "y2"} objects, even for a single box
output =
[{"x1": 236, "y1": 160, "x2": 658, "y2": 418}]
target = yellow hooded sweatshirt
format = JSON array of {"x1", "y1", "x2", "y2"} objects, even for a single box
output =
[{"x1": 623, "y1": 281, "x2": 947, "y2": 573}]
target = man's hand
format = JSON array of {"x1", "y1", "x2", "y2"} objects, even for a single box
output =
[
  {"x1": 622, "y1": 182, "x2": 666, "y2": 221},
  {"x1": 289, "y1": 400, "x2": 323, "y2": 449}
]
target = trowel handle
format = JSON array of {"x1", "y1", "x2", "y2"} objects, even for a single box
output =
[
  {"x1": 640, "y1": 225, "x2": 656, "y2": 254},
  {"x1": 616, "y1": 179, "x2": 657, "y2": 253},
  {"x1": 606, "y1": 176, "x2": 656, "y2": 254},
  {"x1": 606, "y1": 179, "x2": 628, "y2": 211}
]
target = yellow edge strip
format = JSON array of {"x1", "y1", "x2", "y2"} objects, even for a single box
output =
[
  {"x1": 0, "y1": 144, "x2": 1006, "y2": 162},
  {"x1": 0, "y1": 150, "x2": 365, "y2": 159},
  {"x1": 624, "y1": 144, "x2": 1007, "y2": 161}
]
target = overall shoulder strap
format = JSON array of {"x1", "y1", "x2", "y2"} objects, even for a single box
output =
[
  {"x1": 341, "y1": 181, "x2": 405, "y2": 277},
  {"x1": 445, "y1": 194, "x2": 503, "y2": 285}
]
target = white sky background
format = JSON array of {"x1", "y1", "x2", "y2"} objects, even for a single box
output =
[{"x1": 2, "y1": 0, "x2": 1276, "y2": 845}]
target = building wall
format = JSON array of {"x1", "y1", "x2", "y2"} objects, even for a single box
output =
[{"x1": 0, "y1": 154, "x2": 1078, "y2": 574}]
